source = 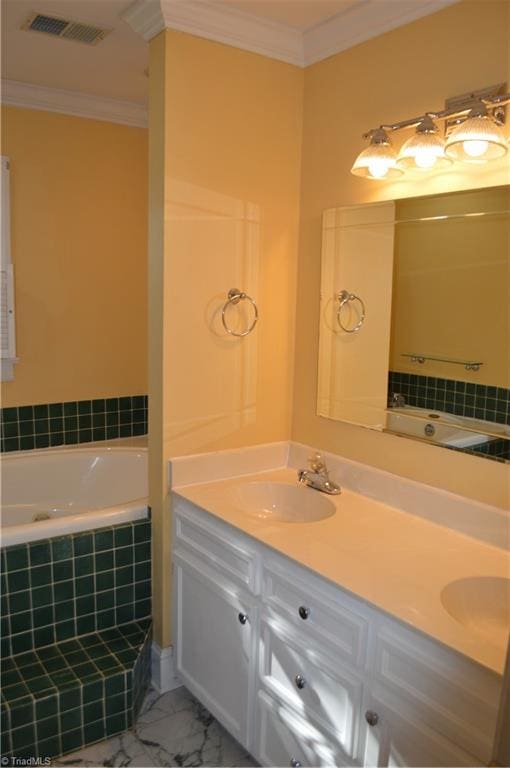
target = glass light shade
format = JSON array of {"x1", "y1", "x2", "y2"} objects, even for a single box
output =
[
  {"x1": 445, "y1": 115, "x2": 508, "y2": 163},
  {"x1": 351, "y1": 142, "x2": 403, "y2": 180},
  {"x1": 397, "y1": 131, "x2": 452, "y2": 171}
]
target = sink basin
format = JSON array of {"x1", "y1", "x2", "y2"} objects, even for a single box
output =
[
  {"x1": 234, "y1": 481, "x2": 335, "y2": 523},
  {"x1": 440, "y1": 576, "x2": 510, "y2": 647}
]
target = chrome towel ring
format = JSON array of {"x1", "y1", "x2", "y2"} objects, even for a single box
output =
[
  {"x1": 221, "y1": 288, "x2": 259, "y2": 337},
  {"x1": 336, "y1": 290, "x2": 366, "y2": 333}
]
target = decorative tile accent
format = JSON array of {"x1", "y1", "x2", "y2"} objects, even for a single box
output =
[
  {"x1": 0, "y1": 395, "x2": 148, "y2": 452},
  {"x1": 1, "y1": 620, "x2": 152, "y2": 760},
  {"x1": 388, "y1": 372, "x2": 509, "y2": 426},
  {"x1": 1, "y1": 520, "x2": 151, "y2": 656}
]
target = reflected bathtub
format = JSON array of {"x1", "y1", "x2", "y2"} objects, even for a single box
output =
[
  {"x1": 385, "y1": 406, "x2": 508, "y2": 448},
  {"x1": 1, "y1": 446, "x2": 148, "y2": 546}
]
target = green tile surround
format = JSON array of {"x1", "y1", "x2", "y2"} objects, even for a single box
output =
[
  {"x1": 1, "y1": 520, "x2": 152, "y2": 761},
  {"x1": 0, "y1": 395, "x2": 148, "y2": 453}
]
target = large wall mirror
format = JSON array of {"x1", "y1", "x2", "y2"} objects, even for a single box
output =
[{"x1": 317, "y1": 185, "x2": 509, "y2": 463}]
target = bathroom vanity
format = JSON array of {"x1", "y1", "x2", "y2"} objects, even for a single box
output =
[{"x1": 170, "y1": 446, "x2": 508, "y2": 768}]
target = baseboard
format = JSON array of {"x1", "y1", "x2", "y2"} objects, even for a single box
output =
[{"x1": 151, "y1": 642, "x2": 181, "y2": 693}]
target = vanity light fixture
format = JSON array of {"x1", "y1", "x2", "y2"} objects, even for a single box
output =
[
  {"x1": 352, "y1": 85, "x2": 510, "y2": 180},
  {"x1": 350, "y1": 129, "x2": 403, "y2": 180}
]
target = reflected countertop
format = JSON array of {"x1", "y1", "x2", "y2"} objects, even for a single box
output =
[{"x1": 174, "y1": 467, "x2": 509, "y2": 675}]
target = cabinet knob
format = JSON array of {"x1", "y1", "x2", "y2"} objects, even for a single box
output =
[
  {"x1": 365, "y1": 710, "x2": 379, "y2": 727},
  {"x1": 295, "y1": 674, "x2": 306, "y2": 690},
  {"x1": 290, "y1": 760, "x2": 302, "y2": 767},
  {"x1": 238, "y1": 612, "x2": 248, "y2": 625},
  {"x1": 298, "y1": 606, "x2": 310, "y2": 620}
]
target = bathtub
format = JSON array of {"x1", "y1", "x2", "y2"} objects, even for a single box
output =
[{"x1": 1, "y1": 446, "x2": 148, "y2": 546}]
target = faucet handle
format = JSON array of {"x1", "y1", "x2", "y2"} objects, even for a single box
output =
[{"x1": 309, "y1": 452, "x2": 327, "y2": 474}]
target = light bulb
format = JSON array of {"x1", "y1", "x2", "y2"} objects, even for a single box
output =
[
  {"x1": 462, "y1": 139, "x2": 489, "y2": 158},
  {"x1": 414, "y1": 150, "x2": 437, "y2": 169},
  {"x1": 367, "y1": 159, "x2": 391, "y2": 178}
]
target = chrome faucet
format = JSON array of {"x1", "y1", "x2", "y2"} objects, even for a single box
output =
[
  {"x1": 390, "y1": 392, "x2": 406, "y2": 408},
  {"x1": 297, "y1": 452, "x2": 341, "y2": 495}
]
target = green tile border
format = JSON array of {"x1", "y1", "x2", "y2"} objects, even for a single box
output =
[{"x1": 0, "y1": 395, "x2": 148, "y2": 452}]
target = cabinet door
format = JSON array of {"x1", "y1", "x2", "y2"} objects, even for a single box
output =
[
  {"x1": 360, "y1": 694, "x2": 479, "y2": 768},
  {"x1": 174, "y1": 551, "x2": 256, "y2": 749}
]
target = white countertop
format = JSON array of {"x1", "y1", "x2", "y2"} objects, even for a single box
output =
[{"x1": 174, "y1": 466, "x2": 509, "y2": 675}]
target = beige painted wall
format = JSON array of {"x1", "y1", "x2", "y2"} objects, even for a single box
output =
[
  {"x1": 1, "y1": 107, "x2": 148, "y2": 407},
  {"x1": 293, "y1": 0, "x2": 510, "y2": 509},
  {"x1": 149, "y1": 30, "x2": 303, "y2": 646},
  {"x1": 390, "y1": 187, "x2": 510, "y2": 387}
]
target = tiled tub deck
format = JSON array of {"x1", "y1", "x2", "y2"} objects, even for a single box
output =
[{"x1": 0, "y1": 519, "x2": 152, "y2": 761}]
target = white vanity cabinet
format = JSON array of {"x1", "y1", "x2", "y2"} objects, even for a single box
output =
[{"x1": 173, "y1": 499, "x2": 500, "y2": 768}]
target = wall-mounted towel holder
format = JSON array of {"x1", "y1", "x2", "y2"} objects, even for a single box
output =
[
  {"x1": 336, "y1": 290, "x2": 366, "y2": 333},
  {"x1": 221, "y1": 288, "x2": 259, "y2": 337}
]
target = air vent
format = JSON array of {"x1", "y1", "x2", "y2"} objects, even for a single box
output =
[{"x1": 22, "y1": 12, "x2": 111, "y2": 45}]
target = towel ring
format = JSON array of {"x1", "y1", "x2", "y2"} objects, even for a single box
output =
[
  {"x1": 222, "y1": 288, "x2": 259, "y2": 337},
  {"x1": 336, "y1": 290, "x2": 365, "y2": 333}
]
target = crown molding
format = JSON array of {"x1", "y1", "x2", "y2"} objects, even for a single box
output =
[
  {"x1": 122, "y1": 0, "x2": 166, "y2": 42},
  {"x1": 1, "y1": 79, "x2": 148, "y2": 128},
  {"x1": 123, "y1": 0, "x2": 459, "y2": 68},
  {"x1": 123, "y1": 0, "x2": 304, "y2": 66},
  {"x1": 304, "y1": 0, "x2": 459, "y2": 66}
]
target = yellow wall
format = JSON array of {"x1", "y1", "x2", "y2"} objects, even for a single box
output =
[
  {"x1": 292, "y1": 0, "x2": 510, "y2": 509},
  {"x1": 1, "y1": 107, "x2": 148, "y2": 406},
  {"x1": 390, "y1": 187, "x2": 510, "y2": 387},
  {"x1": 149, "y1": 30, "x2": 303, "y2": 646}
]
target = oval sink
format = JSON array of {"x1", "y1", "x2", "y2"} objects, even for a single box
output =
[
  {"x1": 234, "y1": 481, "x2": 335, "y2": 523},
  {"x1": 440, "y1": 576, "x2": 510, "y2": 647}
]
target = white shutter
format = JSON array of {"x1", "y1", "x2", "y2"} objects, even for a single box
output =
[{"x1": 1, "y1": 156, "x2": 18, "y2": 381}]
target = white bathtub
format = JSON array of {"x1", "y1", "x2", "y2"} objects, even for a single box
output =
[{"x1": 1, "y1": 446, "x2": 148, "y2": 547}]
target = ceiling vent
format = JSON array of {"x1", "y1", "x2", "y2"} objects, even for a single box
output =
[{"x1": 22, "y1": 12, "x2": 111, "y2": 45}]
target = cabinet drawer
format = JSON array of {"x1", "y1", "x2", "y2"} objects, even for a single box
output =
[
  {"x1": 174, "y1": 500, "x2": 258, "y2": 592},
  {"x1": 255, "y1": 690, "x2": 355, "y2": 768},
  {"x1": 262, "y1": 556, "x2": 369, "y2": 668},
  {"x1": 259, "y1": 618, "x2": 363, "y2": 759},
  {"x1": 371, "y1": 617, "x2": 501, "y2": 762}
]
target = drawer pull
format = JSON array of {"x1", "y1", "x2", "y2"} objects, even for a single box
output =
[
  {"x1": 365, "y1": 710, "x2": 379, "y2": 727},
  {"x1": 295, "y1": 674, "x2": 306, "y2": 690},
  {"x1": 290, "y1": 760, "x2": 302, "y2": 767},
  {"x1": 298, "y1": 606, "x2": 310, "y2": 620},
  {"x1": 238, "y1": 612, "x2": 248, "y2": 625}
]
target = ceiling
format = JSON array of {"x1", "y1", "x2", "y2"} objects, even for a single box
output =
[
  {"x1": 1, "y1": 0, "x2": 149, "y2": 103},
  {"x1": 1, "y1": 0, "x2": 456, "y2": 107}
]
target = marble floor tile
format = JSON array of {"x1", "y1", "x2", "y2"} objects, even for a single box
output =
[{"x1": 53, "y1": 686, "x2": 257, "y2": 768}]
